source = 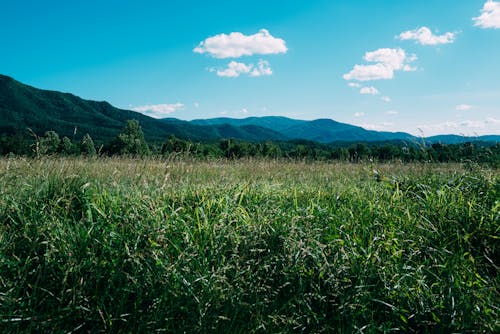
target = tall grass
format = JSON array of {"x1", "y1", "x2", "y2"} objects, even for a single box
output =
[{"x1": 0, "y1": 157, "x2": 498, "y2": 333}]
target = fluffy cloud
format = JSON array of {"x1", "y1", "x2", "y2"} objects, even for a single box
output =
[
  {"x1": 385, "y1": 110, "x2": 399, "y2": 115},
  {"x1": 381, "y1": 96, "x2": 392, "y2": 102},
  {"x1": 358, "y1": 122, "x2": 395, "y2": 131},
  {"x1": 215, "y1": 60, "x2": 273, "y2": 78},
  {"x1": 364, "y1": 48, "x2": 417, "y2": 71},
  {"x1": 132, "y1": 103, "x2": 184, "y2": 118},
  {"x1": 344, "y1": 64, "x2": 394, "y2": 81},
  {"x1": 250, "y1": 60, "x2": 273, "y2": 77},
  {"x1": 216, "y1": 61, "x2": 253, "y2": 77},
  {"x1": 486, "y1": 117, "x2": 500, "y2": 125},
  {"x1": 354, "y1": 112, "x2": 365, "y2": 117},
  {"x1": 348, "y1": 82, "x2": 361, "y2": 88},
  {"x1": 416, "y1": 117, "x2": 500, "y2": 135},
  {"x1": 343, "y1": 48, "x2": 417, "y2": 81},
  {"x1": 194, "y1": 29, "x2": 288, "y2": 58},
  {"x1": 456, "y1": 104, "x2": 473, "y2": 111},
  {"x1": 473, "y1": 1, "x2": 500, "y2": 29},
  {"x1": 398, "y1": 27, "x2": 456, "y2": 45},
  {"x1": 360, "y1": 86, "x2": 380, "y2": 95}
]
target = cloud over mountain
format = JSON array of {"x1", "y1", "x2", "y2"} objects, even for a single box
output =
[{"x1": 132, "y1": 103, "x2": 185, "y2": 118}]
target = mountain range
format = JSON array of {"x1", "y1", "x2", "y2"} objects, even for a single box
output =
[{"x1": 1, "y1": 74, "x2": 498, "y2": 144}]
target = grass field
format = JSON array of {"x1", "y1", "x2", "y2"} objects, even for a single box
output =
[{"x1": 0, "y1": 157, "x2": 498, "y2": 333}]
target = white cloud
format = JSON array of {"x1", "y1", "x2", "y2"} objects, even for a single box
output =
[
  {"x1": 415, "y1": 117, "x2": 500, "y2": 135},
  {"x1": 381, "y1": 96, "x2": 391, "y2": 102},
  {"x1": 460, "y1": 120, "x2": 486, "y2": 128},
  {"x1": 354, "y1": 112, "x2": 365, "y2": 117},
  {"x1": 456, "y1": 104, "x2": 473, "y2": 111},
  {"x1": 358, "y1": 122, "x2": 395, "y2": 131},
  {"x1": 385, "y1": 110, "x2": 399, "y2": 115},
  {"x1": 348, "y1": 82, "x2": 361, "y2": 88},
  {"x1": 364, "y1": 48, "x2": 415, "y2": 71},
  {"x1": 343, "y1": 48, "x2": 417, "y2": 81},
  {"x1": 473, "y1": 1, "x2": 500, "y2": 29},
  {"x1": 216, "y1": 61, "x2": 253, "y2": 77},
  {"x1": 215, "y1": 60, "x2": 273, "y2": 78},
  {"x1": 132, "y1": 103, "x2": 184, "y2": 118},
  {"x1": 486, "y1": 117, "x2": 500, "y2": 125},
  {"x1": 360, "y1": 86, "x2": 380, "y2": 95},
  {"x1": 194, "y1": 29, "x2": 288, "y2": 58},
  {"x1": 344, "y1": 63, "x2": 395, "y2": 81},
  {"x1": 398, "y1": 27, "x2": 456, "y2": 45},
  {"x1": 250, "y1": 60, "x2": 273, "y2": 77}
]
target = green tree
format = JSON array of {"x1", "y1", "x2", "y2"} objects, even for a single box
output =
[
  {"x1": 162, "y1": 135, "x2": 191, "y2": 155},
  {"x1": 40, "y1": 130, "x2": 61, "y2": 155},
  {"x1": 111, "y1": 120, "x2": 150, "y2": 156},
  {"x1": 80, "y1": 133, "x2": 96, "y2": 156},
  {"x1": 61, "y1": 136, "x2": 75, "y2": 155}
]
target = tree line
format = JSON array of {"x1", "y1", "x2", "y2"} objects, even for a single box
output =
[{"x1": 0, "y1": 120, "x2": 498, "y2": 165}]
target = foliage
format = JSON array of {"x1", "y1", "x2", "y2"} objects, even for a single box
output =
[
  {"x1": 80, "y1": 133, "x2": 96, "y2": 157},
  {"x1": 3, "y1": 74, "x2": 499, "y2": 147},
  {"x1": 1, "y1": 126, "x2": 499, "y2": 166},
  {"x1": 0, "y1": 158, "x2": 498, "y2": 332},
  {"x1": 61, "y1": 136, "x2": 75, "y2": 155},
  {"x1": 110, "y1": 120, "x2": 150, "y2": 156},
  {"x1": 39, "y1": 130, "x2": 60, "y2": 155}
]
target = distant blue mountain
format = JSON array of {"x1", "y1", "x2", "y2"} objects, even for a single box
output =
[
  {"x1": 426, "y1": 134, "x2": 500, "y2": 144},
  {"x1": 191, "y1": 116, "x2": 306, "y2": 132},
  {"x1": 191, "y1": 117, "x2": 415, "y2": 143},
  {"x1": 0, "y1": 74, "x2": 285, "y2": 142},
  {"x1": 1, "y1": 73, "x2": 498, "y2": 144}
]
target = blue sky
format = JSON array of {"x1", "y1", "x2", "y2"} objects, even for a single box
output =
[{"x1": 1, "y1": 0, "x2": 499, "y2": 136}]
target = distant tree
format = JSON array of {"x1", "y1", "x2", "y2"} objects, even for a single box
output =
[
  {"x1": 80, "y1": 133, "x2": 96, "y2": 156},
  {"x1": 0, "y1": 133, "x2": 29, "y2": 155},
  {"x1": 377, "y1": 144, "x2": 400, "y2": 161},
  {"x1": 40, "y1": 130, "x2": 61, "y2": 155},
  {"x1": 348, "y1": 143, "x2": 370, "y2": 162},
  {"x1": 200, "y1": 143, "x2": 223, "y2": 158},
  {"x1": 61, "y1": 136, "x2": 76, "y2": 155},
  {"x1": 162, "y1": 135, "x2": 191, "y2": 155},
  {"x1": 261, "y1": 141, "x2": 281, "y2": 159},
  {"x1": 219, "y1": 139, "x2": 233, "y2": 158},
  {"x1": 111, "y1": 120, "x2": 150, "y2": 156},
  {"x1": 338, "y1": 147, "x2": 349, "y2": 161}
]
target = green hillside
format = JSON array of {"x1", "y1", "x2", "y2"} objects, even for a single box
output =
[
  {"x1": 426, "y1": 134, "x2": 500, "y2": 144},
  {"x1": 0, "y1": 74, "x2": 285, "y2": 143},
  {"x1": 191, "y1": 116, "x2": 306, "y2": 132},
  {"x1": 0, "y1": 74, "x2": 171, "y2": 142},
  {"x1": 190, "y1": 116, "x2": 416, "y2": 143},
  {"x1": 1, "y1": 74, "x2": 498, "y2": 145}
]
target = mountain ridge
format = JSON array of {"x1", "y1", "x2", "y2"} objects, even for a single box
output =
[
  {"x1": 1, "y1": 74, "x2": 498, "y2": 144},
  {"x1": 0, "y1": 74, "x2": 286, "y2": 142}
]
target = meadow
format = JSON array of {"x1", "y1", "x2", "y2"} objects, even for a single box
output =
[{"x1": 0, "y1": 157, "x2": 498, "y2": 333}]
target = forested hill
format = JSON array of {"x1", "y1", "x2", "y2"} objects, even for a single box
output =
[
  {"x1": 191, "y1": 117, "x2": 415, "y2": 143},
  {"x1": 0, "y1": 74, "x2": 172, "y2": 142},
  {"x1": 0, "y1": 74, "x2": 285, "y2": 142},
  {"x1": 1, "y1": 74, "x2": 498, "y2": 145},
  {"x1": 190, "y1": 117, "x2": 499, "y2": 144}
]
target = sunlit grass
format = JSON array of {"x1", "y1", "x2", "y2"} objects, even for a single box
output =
[{"x1": 0, "y1": 157, "x2": 498, "y2": 332}]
